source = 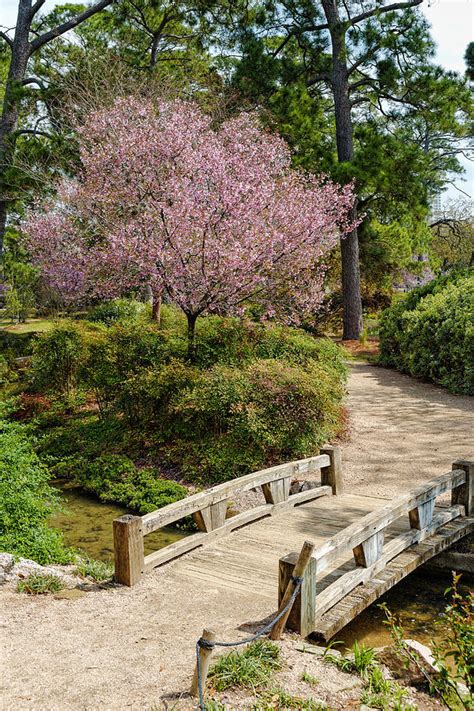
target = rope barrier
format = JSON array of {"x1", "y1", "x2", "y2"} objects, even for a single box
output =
[{"x1": 195, "y1": 575, "x2": 303, "y2": 710}]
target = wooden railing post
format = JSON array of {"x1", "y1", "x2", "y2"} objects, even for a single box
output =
[
  {"x1": 262, "y1": 476, "x2": 291, "y2": 504},
  {"x1": 320, "y1": 446, "x2": 343, "y2": 495},
  {"x1": 113, "y1": 514, "x2": 144, "y2": 586},
  {"x1": 271, "y1": 541, "x2": 316, "y2": 639},
  {"x1": 452, "y1": 460, "x2": 474, "y2": 516},
  {"x1": 190, "y1": 628, "x2": 216, "y2": 699},
  {"x1": 353, "y1": 531, "x2": 384, "y2": 567}
]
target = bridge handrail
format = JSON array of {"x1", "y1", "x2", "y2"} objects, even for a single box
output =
[
  {"x1": 278, "y1": 461, "x2": 473, "y2": 637},
  {"x1": 113, "y1": 447, "x2": 342, "y2": 586},
  {"x1": 142, "y1": 452, "x2": 331, "y2": 534},
  {"x1": 312, "y1": 467, "x2": 467, "y2": 574}
]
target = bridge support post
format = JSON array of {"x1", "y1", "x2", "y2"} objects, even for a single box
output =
[
  {"x1": 320, "y1": 446, "x2": 343, "y2": 495},
  {"x1": 113, "y1": 514, "x2": 144, "y2": 586},
  {"x1": 273, "y1": 541, "x2": 317, "y2": 639},
  {"x1": 452, "y1": 460, "x2": 474, "y2": 516}
]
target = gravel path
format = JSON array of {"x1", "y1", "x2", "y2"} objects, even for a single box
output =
[{"x1": 1, "y1": 363, "x2": 472, "y2": 710}]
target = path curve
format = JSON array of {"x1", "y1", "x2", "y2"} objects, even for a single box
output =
[{"x1": 1, "y1": 364, "x2": 473, "y2": 710}]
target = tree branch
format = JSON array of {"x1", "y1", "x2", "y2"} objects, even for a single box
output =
[
  {"x1": 0, "y1": 30, "x2": 13, "y2": 49},
  {"x1": 22, "y1": 77, "x2": 47, "y2": 90},
  {"x1": 30, "y1": 0, "x2": 47, "y2": 20},
  {"x1": 16, "y1": 128, "x2": 54, "y2": 140},
  {"x1": 30, "y1": 0, "x2": 115, "y2": 54},
  {"x1": 349, "y1": 0, "x2": 424, "y2": 27}
]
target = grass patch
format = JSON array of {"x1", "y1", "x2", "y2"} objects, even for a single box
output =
[
  {"x1": 252, "y1": 689, "x2": 326, "y2": 710},
  {"x1": 301, "y1": 670, "x2": 320, "y2": 687},
  {"x1": 203, "y1": 702, "x2": 226, "y2": 711},
  {"x1": 325, "y1": 640, "x2": 413, "y2": 710},
  {"x1": 324, "y1": 640, "x2": 377, "y2": 679},
  {"x1": 17, "y1": 573, "x2": 64, "y2": 594},
  {"x1": 74, "y1": 557, "x2": 114, "y2": 582},
  {"x1": 209, "y1": 640, "x2": 282, "y2": 692},
  {"x1": 0, "y1": 317, "x2": 55, "y2": 334},
  {"x1": 360, "y1": 666, "x2": 413, "y2": 710}
]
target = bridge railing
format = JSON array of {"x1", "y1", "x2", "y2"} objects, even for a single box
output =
[
  {"x1": 113, "y1": 446, "x2": 342, "y2": 586},
  {"x1": 278, "y1": 460, "x2": 474, "y2": 637}
]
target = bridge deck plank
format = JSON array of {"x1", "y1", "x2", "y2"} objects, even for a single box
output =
[
  {"x1": 168, "y1": 494, "x2": 388, "y2": 599},
  {"x1": 158, "y1": 491, "x2": 471, "y2": 639}
]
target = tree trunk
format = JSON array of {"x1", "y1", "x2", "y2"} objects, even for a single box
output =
[
  {"x1": 152, "y1": 292, "x2": 162, "y2": 325},
  {"x1": 322, "y1": 0, "x2": 363, "y2": 340},
  {"x1": 0, "y1": 0, "x2": 32, "y2": 259}
]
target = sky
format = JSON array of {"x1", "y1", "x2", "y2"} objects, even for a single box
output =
[{"x1": 1, "y1": 0, "x2": 473, "y2": 201}]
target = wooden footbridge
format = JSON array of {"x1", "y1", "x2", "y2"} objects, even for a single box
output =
[{"x1": 113, "y1": 448, "x2": 473, "y2": 641}]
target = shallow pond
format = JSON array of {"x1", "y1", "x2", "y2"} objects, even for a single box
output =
[
  {"x1": 50, "y1": 481, "x2": 187, "y2": 562},
  {"x1": 333, "y1": 570, "x2": 472, "y2": 650}
]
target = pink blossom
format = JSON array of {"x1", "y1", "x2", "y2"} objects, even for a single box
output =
[{"x1": 24, "y1": 98, "x2": 357, "y2": 324}]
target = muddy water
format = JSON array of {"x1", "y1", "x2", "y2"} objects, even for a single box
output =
[
  {"x1": 333, "y1": 571, "x2": 472, "y2": 650},
  {"x1": 50, "y1": 481, "x2": 187, "y2": 561}
]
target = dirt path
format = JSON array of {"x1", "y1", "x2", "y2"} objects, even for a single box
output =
[
  {"x1": 1, "y1": 364, "x2": 472, "y2": 710},
  {"x1": 342, "y1": 363, "x2": 473, "y2": 499}
]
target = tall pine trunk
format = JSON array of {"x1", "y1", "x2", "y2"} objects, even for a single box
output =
[
  {"x1": 322, "y1": 0, "x2": 363, "y2": 340},
  {"x1": 0, "y1": 0, "x2": 32, "y2": 258}
]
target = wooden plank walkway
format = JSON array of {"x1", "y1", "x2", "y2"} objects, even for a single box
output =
[
  {"x1": 113, "y1": 452, "x2": 473, "y2": 641},
  {"x1": 173, "y1": 493, "x2": 387, "y2": 601}
]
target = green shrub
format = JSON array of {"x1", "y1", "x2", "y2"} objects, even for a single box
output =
[
  {"x1": 0, "y1": 330, "x2": 37, "y2": 361},
  {"x1": 30, "y1": 322, "x2": 101, "y2": 396},
  {"x1": 161, "y1": 357, "x2": 345, "y2": 482},
  {"x1": 51, "y1": 453, "x2": 187, "y2": 514},
  {"x1": 209, "y1": 640, "x2": 282, "y2": 691},
  {"x1": 0, "y1": 415, "x2": 72, "y2": 564},
  {"x1": 0, "y1": 354, "x2": 17, "y2": 384},
  {"x1": 37, "y1": 412, "x2": 127, "y2": 460},
  {"x1": 80, "y1": 321, "x2": 182, "y2": 414},
  {"x1": 380, "y1": 271, "x2": 474, "y2": 394},
  {"x1": 17, "y1": 573, "x2": 64, "y2": 594},
  {"x1": 30, "y1": 314, "x2": 347, "y2": 488},
  {"x1": 87, "y1": 298, "x2": 150, "y2": 326}
]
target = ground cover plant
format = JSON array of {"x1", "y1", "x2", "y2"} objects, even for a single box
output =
[
  {"x1": 208, "y1": 640, "x2": 282, "y2": 692},
  {"x1": 74, "y1": 557, "x2": 114, "y2": 582},
  {"x1": 16, "y1": 573, "x2": 64, "y2": 595},
  {"x1": 324, "y1": 641, "x2": 414, "y2": 710},
  {"x1": 382, "y1": 576, "x2": 473, "y2": 711},
  {"x1": 0, "y1": 400, "x2": 73, "y2": 565},
  {"x1": 379, "y1": 269, "x2": 474, "y2": 394}
]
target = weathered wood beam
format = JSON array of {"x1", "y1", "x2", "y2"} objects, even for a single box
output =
[
  {"x1": 312, "y1": 469, "x2": 466, "y2": 574},
  {"x1": 273, "y1": 541, "x2": 318, "y2": 638},
  {"x1": 142, "y1": 485, "x2": 332, "y2": 572},
  {"x1": 113, "y1": 515, "x2": 144, "y2": 586},
  {"x1": 452, "y1": 460, "x2": 473, "y2": 515},
  {"x1": 320, "y1": 446, "x2": 343, "y2": 495},
  {"x1": 142, "y1": 454, "x2": 330, "y2": 533}
]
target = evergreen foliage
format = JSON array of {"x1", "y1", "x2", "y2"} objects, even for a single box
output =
[{"x1": 379, "y1": 270, "x2": 474, "y2": 394}]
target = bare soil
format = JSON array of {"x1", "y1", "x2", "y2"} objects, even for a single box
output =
[{"x1": 1, "y1": 363, "x2": 472, "y2": 710}]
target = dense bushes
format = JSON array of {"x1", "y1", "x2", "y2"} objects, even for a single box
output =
[
  {"x1": 0, "y1": 402, "x2": 72, "y2": 564},
  {"x1": 124, "y1": 356, "x2": 346, "y2": 482},
  {"x1": 87, "y1": 298, "x2": 150, "y2": 326},
  {"x1": 29, "y1": 306, "x2": 348, "y2": 485},
  {"x1": 380, "y1": 270, "x2": 473, "y2": 394}
]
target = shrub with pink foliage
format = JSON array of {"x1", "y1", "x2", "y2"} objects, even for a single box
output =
[{"x1": 25, "y1": 98, "x2": 356, "y2": 350}]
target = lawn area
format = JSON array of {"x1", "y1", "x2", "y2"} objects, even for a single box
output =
[{"x1": 0, "y1": 314, "x2": 56, "y2": 334}]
